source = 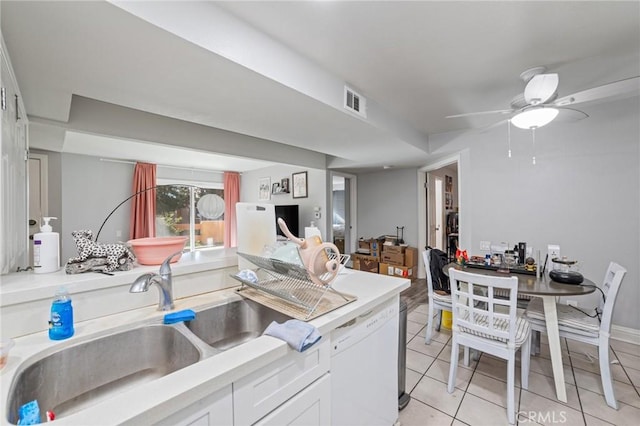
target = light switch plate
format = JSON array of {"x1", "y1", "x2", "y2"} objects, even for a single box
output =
[{"x1": 547, "y1": 244, "x2": 560, "y2": 260}]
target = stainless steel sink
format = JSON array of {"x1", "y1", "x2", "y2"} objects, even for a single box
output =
[
  {"x1": 6, "y1": 325, "x2": 201, "y2": 424},
  {"x1": 186, "y1": 298, "x2": 292, "y2": 351}
]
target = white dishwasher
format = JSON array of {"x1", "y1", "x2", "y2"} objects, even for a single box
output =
[{"x1": 331, "y1": 296, "x2": 399, "y2": 426}]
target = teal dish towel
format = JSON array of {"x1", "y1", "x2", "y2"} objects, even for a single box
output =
[{"x1": 263, "y1": 319, "x2": 321, "y2": 352}]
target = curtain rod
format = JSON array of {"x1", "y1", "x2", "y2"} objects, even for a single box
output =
[{"x1": 99, "y1": 158, "x2": 227, "y2": 174}]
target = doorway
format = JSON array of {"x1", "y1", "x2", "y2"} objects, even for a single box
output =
[
  {"x1": 330, "y1": 172, "x2": 356, "y2": 256},
  {"x1": 418, "y1": 158, "x2": 460, "y2": 277}
]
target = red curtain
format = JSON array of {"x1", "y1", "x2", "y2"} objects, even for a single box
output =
[
  {"x1": 129, "y1": 162, "x2": 157, "y2": 240},
  {"x1": 223, "y1": 171, "x2": 240, "y2": 248}
]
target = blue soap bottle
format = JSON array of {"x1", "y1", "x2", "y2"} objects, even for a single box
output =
[{"x1": 49, "y1": 287, "x2": 74, "y2": 340}]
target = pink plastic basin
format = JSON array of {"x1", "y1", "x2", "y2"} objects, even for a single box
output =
[{"x1": 128, "y1": 236, "x2": 188, "y2": 265}]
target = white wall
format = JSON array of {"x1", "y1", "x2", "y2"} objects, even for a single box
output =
[
  {"x1": 61, "y1": 153, "x2": 133, "y2": 262},
  {"x1": 241, "y1": 165, "x2": 328, "y2": 239},
  {"x1": 357, "y1": 167, "x2": 419, "y2": 247},
  {"x1": 428, "y1": 97, "x2": 640, "y2": 330}
]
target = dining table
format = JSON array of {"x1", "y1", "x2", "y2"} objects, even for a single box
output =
[{"x1": 444, "y1": 261, "x2": 596, "y2": 403}]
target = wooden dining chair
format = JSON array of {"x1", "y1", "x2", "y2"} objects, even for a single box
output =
[
  {"x1": 422, "y1": 249, "x2": 452, "y2": 344},
  {"x1": 447, "y1": 268, "x2": 531, "y2": 425},
  {"x1": 525, "y1": 261, "x2": 627, "y2": 409}
]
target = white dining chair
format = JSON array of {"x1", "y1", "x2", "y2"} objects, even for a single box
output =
[
  {"x1": 525, "y1": 261, "x2": 627, "y2": 409},
  {"x1": 422, "y1": 249, "x2": 452, "y2": 344},
  {"x1": 447, "y1": 268, "x2": 531, "y2": 425}
]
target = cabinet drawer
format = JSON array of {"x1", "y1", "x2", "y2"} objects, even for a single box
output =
[
  {"x1": 233, "y1": 339, "x2": 330, "y2": 425},
  {"x1": 254, "y1": 374, "x2": 331, "y2": 426}
]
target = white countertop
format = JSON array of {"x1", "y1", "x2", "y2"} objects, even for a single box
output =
[{"x1": 0, "y1": 267, "x2": 410, "y2": 425}]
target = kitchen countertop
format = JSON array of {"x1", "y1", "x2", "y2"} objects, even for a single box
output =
[{"x1": 0, "y1": 267, "x2": 410, "y2": 425}]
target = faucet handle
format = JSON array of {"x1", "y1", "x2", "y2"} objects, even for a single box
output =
[{"x1": 160, "y1": 250, "x2": 184, "y2": 275}]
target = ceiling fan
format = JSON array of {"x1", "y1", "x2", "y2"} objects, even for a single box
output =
[{"x1": 447, "y1": 66, "x2": 640, "y2": 130}]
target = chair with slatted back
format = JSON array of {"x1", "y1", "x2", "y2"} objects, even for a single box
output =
[
  {"x1": 525, "y1": 261, "x2": 627, "y2": 409},
  {"x1": 422, "y1": 249, "x2": 452, "y2": 344},
  {"x1": 447, "y1": 268, "x2": 531, "y2": 425}
]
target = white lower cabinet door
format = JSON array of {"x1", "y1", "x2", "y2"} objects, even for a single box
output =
[
  {"x1": 254, "y1": 374, "x2": 331, "y2": 426},
  {"x1": 156, "y1": 384, "x2": 233, "y2": 426}
]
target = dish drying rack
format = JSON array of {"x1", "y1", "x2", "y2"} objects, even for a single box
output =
[{"x1": 232, "y1": 251, "x2": 356, "y2": 321}]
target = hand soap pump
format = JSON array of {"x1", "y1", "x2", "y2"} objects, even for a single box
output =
[
  {"x1": 33, "y1": 217, "x2": 60, "y2": 274},
  {"x1": 49, "y1": 287, "x2": 74, "y2": 340}
]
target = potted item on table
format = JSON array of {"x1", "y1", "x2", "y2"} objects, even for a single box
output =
[{"x1": 455, "y1": 248, "x2": 468, "y2": 266}]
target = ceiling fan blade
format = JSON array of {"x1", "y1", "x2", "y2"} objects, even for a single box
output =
[
  {"x1": 553, "y1": 76, "x2": 640, "y2": 107},
  {"x1": 446, "y1": 109, "x2": 513, "y2": 119},
  {"x1": 524, "y1": 73, "x2": 559, "y2": 105},
  {"x1": 477, "y1": 118, "x2": 509, "y2": 133},
  {"x1": 555, "y1": 108, "x2": 589, "y2": 123}
]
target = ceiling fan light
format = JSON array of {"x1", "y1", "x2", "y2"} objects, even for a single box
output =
[{"x1": 511, "y1": 107, "x2": 559, "y2": 129}]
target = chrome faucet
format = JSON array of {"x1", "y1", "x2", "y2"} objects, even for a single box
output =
[{"x1": 129, "y1": 251, "x2": 182, "y2": 311}]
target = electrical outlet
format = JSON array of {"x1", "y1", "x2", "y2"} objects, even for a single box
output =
[
  {"x1": 116, "y1": 230, "x2": 122, "y2": 238},
  {"x1": 480, "y1": 241, "x2": 491, "y2": 251},
  {"x1": 547, "y1": 244, "x2": 560, "y2": 260},
  {"x1": 566, "y1": 300, "x2": 578, "y2": 307}
]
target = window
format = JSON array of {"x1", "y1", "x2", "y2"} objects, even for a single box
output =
[{"x1": 155, "y1": 183, "x2": 225, "y2": 251}]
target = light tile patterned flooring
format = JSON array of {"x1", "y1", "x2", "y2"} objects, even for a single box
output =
[{"x1": 399, "y1": 303, "x2": 640, "y2": 425}]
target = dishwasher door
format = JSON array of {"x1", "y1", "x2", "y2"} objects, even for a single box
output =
[{"x1": 331, "y1": 297, "x2": 399, "y2": 426}]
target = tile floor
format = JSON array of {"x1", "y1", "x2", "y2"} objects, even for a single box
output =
[{"x1": 399, "y1": 303, "x2": 640, "y2": 425}]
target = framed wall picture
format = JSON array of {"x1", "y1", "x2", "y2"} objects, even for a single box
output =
[
  {"x1": 258, "y1": 177, "x2": 270, "y2": 201},
  {"x1": 281, "y1": 178, "x2": 290, "y2": 193},
  {"x1": 445, "y1": 175, "x2": 453, "y2": 193},
  {"x1": 292, "y1": 171, "x2": 308, "y2": 199},
  {"x1": 272, "y1": 182, "x2": 281, "y2": 194}
]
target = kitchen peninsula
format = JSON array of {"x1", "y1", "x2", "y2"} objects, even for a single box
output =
[{"x1": 0, "y1": 250, "x2": 410, "y2": 425}]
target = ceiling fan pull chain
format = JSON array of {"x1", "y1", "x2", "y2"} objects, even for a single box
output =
[
  {"x1": 507, "y1": 120, "x2": 512, "y2": 158},
  {"x1": 531, "y1": 128, "x2": 536, "y2": 165}
]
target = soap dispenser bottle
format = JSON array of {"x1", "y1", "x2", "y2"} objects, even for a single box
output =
[
  {"x1": 49, "y1": 287, "x2": 74, "y2": 340},
  {"x1": 33, "y1": 217, "x2": 60, "y2": 274}
]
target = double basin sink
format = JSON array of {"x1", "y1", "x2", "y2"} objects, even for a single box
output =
[{"x1": 6, "y1": 298, "x2": 291, "y2": 424}]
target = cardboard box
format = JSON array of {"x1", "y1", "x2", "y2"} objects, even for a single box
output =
[
  {"x1": 357, "y1": 238, "x2": 382, "y2": 257},
  {"x1": 358, "y1": 239, "x2": 370, "y2": 251},
  {"x1": 352, "y1": 253, "x2": 379, "y2": 273},
  {"x1": 404, "y1": 247, "x2": 418, "y2": 267},
  {"x1": 381, "y1": 235, "x2": 398, "y2": 245},
  {"x1": 383, "y1": 244, "x2": 406, "y2": 254},
  {"x1": 381, "y1": 251, "x2": 404, "y2": 266},
  {"x1": 379, "y1": 262, "x2": 414, "y2": 279}
]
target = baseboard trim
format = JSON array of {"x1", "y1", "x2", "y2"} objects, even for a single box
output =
[{"x1": 611, "y1": 324, "x2": 640, "y2": 344}]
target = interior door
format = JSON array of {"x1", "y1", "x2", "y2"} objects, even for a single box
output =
[
  {"x1": 426, "y1": 172, "x2": 436, "y2": 248},
  {"x1": 434, "y1": 177, "x2": 444, "y2": 250},
  {"x1": 28, "y1": 154, "x2": 48, "y2": 265},
  {"x1": 331, "y1": 175, "x2": 347, "y2": 255},
  {"x1": 426, "y1": 172, "x2": 445, "y2": 251}
]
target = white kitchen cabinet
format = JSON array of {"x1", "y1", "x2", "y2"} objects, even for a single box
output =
[
  {"x1": 254, "y1": 374, "x2": 331, "y2": 426},
  {"x1": 233, "y1": 339, "x2": 330, "y2": 425},
  {"x1": 0, "y1": 36, "x2": 29, "y2": 275},
  {"x1": 156, "y1": 384, "x2": 233, "y2": 426}
]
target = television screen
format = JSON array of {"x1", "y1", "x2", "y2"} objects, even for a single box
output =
[{"x1": 275, "y1": 205, "x2": 299, "y2": 238}]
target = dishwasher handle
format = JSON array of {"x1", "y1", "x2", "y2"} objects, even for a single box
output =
[{"x1": 335, "y1": 309, "x2": 374, "y2": 329}]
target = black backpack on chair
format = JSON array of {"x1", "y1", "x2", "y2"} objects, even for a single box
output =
[{"x1": 427, "y1": 247, "x2": 450, "y2": 293}]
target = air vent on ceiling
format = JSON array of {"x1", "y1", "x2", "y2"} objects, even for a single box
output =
[{"x1": 344, "y1": 86, "x2": 366, "y2": 118}]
